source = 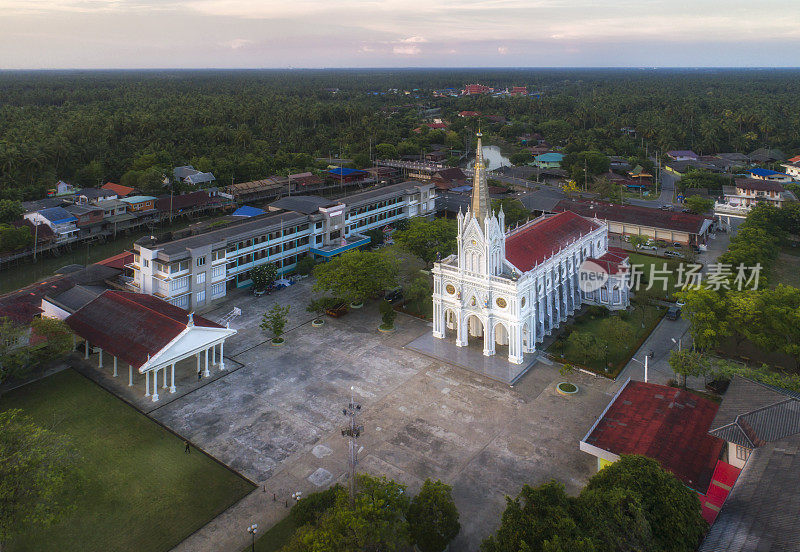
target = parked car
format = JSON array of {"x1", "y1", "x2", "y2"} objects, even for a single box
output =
[
  {"x1": 384, "y1": 287, "x2": 404, "y2": 303},
  {"x1": 672, "y1": 242, "x2": 683, "y2": 248},
  {"x1": 637, "y1": 244, "x2": 658, "y2": 251},
  {"x1": 664, "y1": 250, "x2": 684, "y2": 258},
  {"x1": 659, "y1": 204, "x2": 672, "y2": 211},
  {"x1": 666, "y1": 306, "x2": 682, "y2": 320}
]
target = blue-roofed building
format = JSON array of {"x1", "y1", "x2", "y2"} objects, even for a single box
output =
[
  {"x1": 327, "y1": 167, "x2": 370, "y2": 183},
  {"x1": 23, "y1": 206, "x2": 79, "y2": 243},
  {"x1": 232, "y1": 206, "x2": 266, "y2": 218},
  {"x1": 747, "y1": 168, "x2": 792, "y2": 183},
  {"x1": 533, "y1": 152, "x2": 564, "y2": 169}
]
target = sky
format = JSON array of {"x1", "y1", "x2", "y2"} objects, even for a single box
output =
[{"x1": 0, "y1": 0, "x2": 799, "y2": 69}]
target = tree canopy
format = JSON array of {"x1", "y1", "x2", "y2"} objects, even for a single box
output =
[
  {"x1": 313, "y1": 249, "x2": 398, "y2": 304},
  {"x1": 393, "y1": 217, "x2": 457, "y2": 267}
]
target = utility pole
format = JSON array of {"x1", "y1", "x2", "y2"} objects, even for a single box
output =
[
  {"x1": 341, "y1": 386, "x2": 363, "y2": 508},
  {"x1": 584, "y1": 158, "x2": 588, "y2": 192}
]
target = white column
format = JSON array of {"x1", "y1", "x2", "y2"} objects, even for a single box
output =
[
  {"x1": 145, "y1": 370, "x2": 150, "y2": 397},
  {"x1": 162, "y1": 366, "x2": 168, "y2": 389},
  {"x1": 509, "y1": 324, "x2": 523, "y2": 364},
  {"x1": 212, "y1": 344, "x2": 216, "y2": 367},
  {"x1": 455, "y1": 312, "x2": 466, "y2": 347},
  {"x1": 128, "y1": 364, "x2": 133, "y2": 386},
  {"x1": 85, "y1": 340, "x2": 90, "y2": 359},
  {"x1": 196, "y1": 353, "x2": 201, "y2": 377},
  {"x1": 432, "y1": 300, "x2": 444, "y2": 339},
  {"x1": 169, "y1": 363, "x2": 176, "y2": 393},
  {"x1": 152, "y1": 369, "x2": 159, "y2": 402},
  {"x1": 483, "y1": 319, "x2": 494, "y2": 356},
  {"x1": 203, "y1": 347, "x2": 210, "y2": 377},
  {"x1": 98, "y1": 348, "x2": 103, "y2": 368},
  {"x1": 218, "y1": 341, "x2": 226, "y2": 370},
  {"x1": 113, "y1": 356, "x2": 118, "y2": 377}
]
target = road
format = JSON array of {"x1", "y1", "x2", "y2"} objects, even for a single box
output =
[{"x1": 626, "y1": 170, "x2": 679, "y2": 209}]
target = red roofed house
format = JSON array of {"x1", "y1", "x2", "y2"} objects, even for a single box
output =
[
  {"x1": 580, "y1": 379, "x2": 738, "y2": 524},
  {"x1": 65, "y1": 290, "x2": 236, "y2": 402},
  {"x1": 462, "y1": 84, "x2": 492, "y2": 95},
  {"x1": 430, "y1": 132, "x2": 628, "y2": 383},
  {"x1": 102, "y1": 182, "x2": 135, "y2": 198},
  {"x1": 458, "y1": 110, "x2": 480, "y2": 118}
]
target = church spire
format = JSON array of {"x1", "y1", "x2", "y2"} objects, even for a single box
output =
[{"x1": 470, "y1": 129, "x2": 490, "y2": 229}]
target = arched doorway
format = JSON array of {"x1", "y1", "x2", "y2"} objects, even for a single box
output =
[
  {"x1": 494, "y1": 321, "x2": 509, "y2": 357},
  {"x1": 465, "y1": 314, "x2": 484, "y2": 348},
  {"x1": 444, "y1": 308, "x2": 458, "y2": 341}
]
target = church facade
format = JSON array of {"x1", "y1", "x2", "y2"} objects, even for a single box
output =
[{"x1": 431, "y1": 133, "x2": 630, "y2": 365}]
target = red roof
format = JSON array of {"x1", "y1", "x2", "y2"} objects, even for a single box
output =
[
  {"x1": 156, "y1": 190, "x2": 212, "y2": 212},
  {"x1": 554, "y1": 199, "x2": 709, "y2": 235},
  {"x1": 65, "y1": 291, "x2": 221, "y2": 369},
  {"x1": 787, "y1": 155, "x2": 800, "y2": 164},
  {"x1": 587, "y1": 247, "x2": 629, "y2": 275},
  {"x1": 585, "y1": 381, "x2": 724, "y2": 492},
  {"x1": 505, "y1": 211, "x2": 600, "y2": 272},
  {"x1": 102, "y1": 182, "x2": 135, "y2": 197},
  {"x1": 458, "y1": 111, "x2": 480, "y2": 117},
  {"x1": 96, "y1": 251, "x2": 134, "y2": 270}
]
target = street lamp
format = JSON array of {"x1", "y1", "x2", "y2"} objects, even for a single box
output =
[
  {"x1": 630, "y1": 354, "x2": 649, "y2": 383},
  {"x1": 671, "y1": 337, "x2": 682, "y2": 351},
  {"x1": 247, "y1": 523, "x2": 258, "y2": 552}
]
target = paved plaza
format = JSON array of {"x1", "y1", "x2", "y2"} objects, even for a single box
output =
[{"x1": 76, "y1": 280, "x2": 624, "y2": 551}]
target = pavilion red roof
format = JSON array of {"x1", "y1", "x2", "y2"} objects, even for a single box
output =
[
  {"x1": 505, "y1": 211, "x2": 600, "y2": 272},
  {"x1": 585, "y1": 381, "x2": 724, "y2": 493},
  {"x1": 65, "y1": 291, "x2": 221, "y2": 370}
]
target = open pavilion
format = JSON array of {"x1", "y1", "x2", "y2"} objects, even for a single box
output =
[{"x1": 65, "y1": 290, "x2": 236, "y2": 401}]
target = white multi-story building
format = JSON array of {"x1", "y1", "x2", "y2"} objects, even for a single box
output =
[
  {"x1": 130, "y1": 181, "x2": 436, "y2": 310},
  {"x1": 431, "y1": 133, "x2": 628, "y2": 365}
]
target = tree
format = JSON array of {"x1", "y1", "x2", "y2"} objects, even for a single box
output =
[
  {"x1": 582, "y1": 455, "x2": 706, "y2": 552},
  {"x1": 294, "y1": 256, "x2": 315, "y2": 277},
  {"x1": 492, "y1": 198, "x2": 531, "y2": 227},
  {"x1": 627, "y1": 235, "x2": 648, "y2": 249},
  {"x1": 284, "y1": 474, "x2": 410, "y2": 552},
  {"x1": 684, "y1": 195, "x2": 714, "y2": 214},
  {"x1": 597, "y1": 317, "x2": 634, "y2": 368},
  {"x1": 678, "y1": 169, "x2": 730, "y2": 193},
  {"x1": 260, "y1": 304, "x2": 290, "y2": 343},
  {"x1": 250, "y1": 263, "x2": 278, "y2": 292},
  {"x1": 0, "y1": 224, "x2": 32, "y2": 253},
  {"x1": 576, "y1": 487, "x2": 654, "y2": 552},
  {"x1": 668, "y1": 349, "x2": 709, "y2": 388},
  {"x1": 0, "y1": 410, "x2": 81, "y2": 547},
  {"x1": 364, "y1": 228, "x2": 385, "y2": 249},
  {"x1": 676, "y1": 288, "x2": 732, "y2": 352},
  {"x1": 379, "y1": 299, "x2": 397, "y2": 329},
  {"x1": 405, "y1": 275, "x2": 431, "y2": 315},
  {"x1": 0, "y1": 200, "x2": 23, "y2": 223},
  {"x1": 407, "y1": 479, "x2": 460, "y2": 552},
  {"x1": 565, "y1": 331, "x2": 601, "y2": 366},
  {"x1": 375, "y1": 143, "x2": 398, "y2": 159},
  {"x1": 0, "y1": 318, "x2": 29, "y2": 383},
  {"x1": 393, "y1": 218, "x2": 457, "y2": 267},
  {"x1": 509, "y1": 151, "x2": 531, "y2": 165},
  {"x1": 313, "y1": 249, "x2": 398, "y2": 304},
  {"x1": 29, "y1": 317, "x2": 72, "y2": 365}
]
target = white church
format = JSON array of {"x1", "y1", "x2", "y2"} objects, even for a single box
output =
[{"x1": 431, "y1": 132, "x2": 630, "y2": 365}]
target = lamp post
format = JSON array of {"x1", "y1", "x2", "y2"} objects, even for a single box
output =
[
  {"x1": 671, "y1": 336, "x2": 682, "y2": 351},
  {"x1": 247, "y1": 523, "x2": 258, "y2": 552},
  {"x1": 631, "y1": 355, "x2": 649, "y2": 383}
]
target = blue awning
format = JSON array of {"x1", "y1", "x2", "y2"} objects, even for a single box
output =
[{"x1": 310, "y1": 236, "x2": 371, "y2": 258}]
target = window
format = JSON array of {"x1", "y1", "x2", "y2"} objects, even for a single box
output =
[
  {"x1": 736, "y1": 445, "x2": 751, "y2": 461},
  {"x1": 196, "y1": 273, "x2": 206, "y2": 284},
  {"x1": 212, "y1": 250, "x2": 225, "y2": 262},
  {"x1": 143, "y1": 259, "x2": 149, "y2": 268},
  {"x1": 196, "y1": 290, "x2": 205, "y2": 304},
  {"x1": 211, "y1": 282, "x2": 225, "y2": 297},
  {"x1": 196, "y1": 256, "x2": 206, "y2": 267}
]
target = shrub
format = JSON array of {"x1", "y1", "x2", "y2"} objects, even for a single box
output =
[
  {"x1": 380, "y1": 299, "x2": 397, "y2": 328},
  {"x1": 289, "y1": 485, "x2": 344, "y2": 526},
  {"x1": 295, "y1": 256, "x2": 315, "y2": 276}
]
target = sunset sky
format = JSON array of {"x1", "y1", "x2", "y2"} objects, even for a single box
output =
[{"x1": 1, "y1": 0, "x2": 798, "y2": 69}]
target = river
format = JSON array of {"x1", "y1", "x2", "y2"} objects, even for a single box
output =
[
  {"x1": 468, "y1": 145, "x2": 512, "y2": 171},
  {"x1": 0, "y1": 217, "x2": 213, "y2": 295}
]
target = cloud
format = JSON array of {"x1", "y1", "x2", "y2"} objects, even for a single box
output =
[
  {"x1": 222, "y1": 38, "x2": 252, "y2": 49},
  {"x1": 393, "y1": 44, "x2": 421, "y2": 55},
  {"x1": 400, "y1": 35, "x2": 427, "y2": 43},
  {"x1": 497, "y1": 45, "x2": 508, "y2": 54}
]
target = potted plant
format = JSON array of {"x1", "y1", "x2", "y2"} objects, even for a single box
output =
[
  {"x1": 261, "y1": 304, "x2": 290, "y2": 345},
  {"x1": 307, "y1": 297, "x2": 338, "y2": 327},
  {"x1": 378, "y1": 299, "x2": 397, "y2": 332}
]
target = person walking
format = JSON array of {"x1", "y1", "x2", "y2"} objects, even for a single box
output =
[
  {"x1": 197, "y1": 370, "x2": 202, "y2": 381},
  {"x1": 184, "y1": 440, "x2": 191, "y2": 454}
]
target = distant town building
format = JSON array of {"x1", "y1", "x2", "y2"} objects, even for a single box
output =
[
  {"x1": 533, "y1": 152, "x2": 563, "y2": 169},
  {"x1": 666, "y1": 150, "x2": 699, "y2": 161},
  {"x1": 462, "y1": 84, "x2": 492, "y2": 95}
]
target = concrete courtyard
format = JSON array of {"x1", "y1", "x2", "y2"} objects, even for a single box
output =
[{"x1": 77, "y1": 281, "x2": 616, "y2": 552}]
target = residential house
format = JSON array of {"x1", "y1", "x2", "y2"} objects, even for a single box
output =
[
  {"x1": 721, "y1": 178, "x2": 787, "y2": 210},
  {"x1": 699, "y1": 376, "x2": 800, "y2": 551},
  {"x1": 666, "y1": 150, "x2": 699, "y2": 161},
  {"x1": 224, "y1": 177, "x2": 288, "y2": 203},
  {"x1": 23, "y1": 207, "x2": 79, "y2": 243},
  {"x1": 47, "y1": 180, "x2": 76, "y2": 197},
  {"x1": 327, "y1": 167, "x2": 371, "y2": 184},
  {"x1": 746, "y1": 168, "x2": 793, "y2": 183},
  {"x1": 64, "y1": 204, "x2": 105, "y2": 237},
  {"x1": 120, "y1": 196, "x2": 157, "y2": 212},
  {"x1": 173, "y1": 165, "x2": 216, "y2": 187},
  {"x1": 102, "y1": 182, "x2": 135, "y2": 197},
  {"x1": 458, "y1": 110, "x2": 480, "y2": 117},
  {"x1": 430, "y1": 167, "x2": 468, "y2": 191},
  {"x1": 748, "y1": 148, "x2": 785, "y2": 163},
  {"x1": 508, "y1": 86, "x2": 528, "y2": 96},
  {"x1": 780, "y1": 160, "x2": 800, "y2": 180},
  {"x1": 533, "y1": 152, "x2": 563, "y2": 169},
  {"x1": 72, "y1": 187, "x2": 117, "y2": 205}
]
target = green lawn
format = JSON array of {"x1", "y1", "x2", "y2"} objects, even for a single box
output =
[
  {"x1": 549, "y1": 304, "x2": 666, "y2": 377},
  {"x1": 627, "y1": 252, "x2": 685, "y2": 301},
  {"x1": 774, "y1": 247, "x2": 800, "y2": 287},
  {"x1": 1, "y1": 369, "x2": 254, "y2": 552},
  {"x1": 246, "y1": 515, "x2": 299, "y2": 552}
]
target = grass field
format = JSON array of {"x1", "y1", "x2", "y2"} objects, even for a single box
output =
[
  {"x1": 773, "y1": 247, "x2": 800, "y2": 287},
  {"x1": 627, "y1": 252, "x2": 685, "y2": 300},
  {"x1": 247, "y1": 515, "x2": 298, "y2": 552},
  {"x1": 549, "y1": 304, "x2": 666, "y2": 377},
  {"x1": 1, "y1": 369, "x2": 255, "y2": 552}
]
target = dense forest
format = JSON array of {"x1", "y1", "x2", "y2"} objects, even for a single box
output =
[{"x1": 1, "y1": 68, "x2": 800, "y2": 201}]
